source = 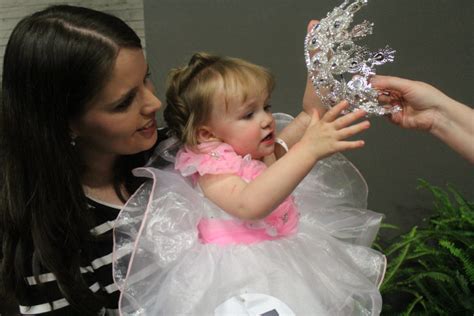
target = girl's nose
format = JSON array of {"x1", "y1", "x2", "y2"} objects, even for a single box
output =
[{"x1": 261, "y1": 112, "x2": 273, "y2": 128}]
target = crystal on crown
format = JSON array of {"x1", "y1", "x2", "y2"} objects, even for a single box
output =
[{"x1": 305, "y1": 0, "x2": 401, "y2": 116}]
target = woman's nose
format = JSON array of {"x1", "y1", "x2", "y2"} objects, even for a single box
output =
[{"x1": 141, "y1": 89, "x2": 162, "y2": 115}]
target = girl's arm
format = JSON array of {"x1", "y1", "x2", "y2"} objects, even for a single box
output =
[
  {"x1": 274, "y1": 19, "x2": 325, "y2": 158},
  {"x1": 199, "y1": 101, "x2": 370, "y2": 220},
  {"x1": 275, "y1": 76, "x2": 326, "y2": 158}
]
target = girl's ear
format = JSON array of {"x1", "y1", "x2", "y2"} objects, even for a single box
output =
[{"x1": 197, "y1": 126, "x2": 218, "y2": 143}]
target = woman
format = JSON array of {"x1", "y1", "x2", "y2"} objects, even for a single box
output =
[
  {"x1": 0, "y1": 5, "x2": 320, "y2": 315},
  {"x1": 0, "y1": 5, "x2": 163, "y2": 315}
]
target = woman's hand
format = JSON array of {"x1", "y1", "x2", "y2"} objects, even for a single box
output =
[
  {"x1": 371, "y1": 75, "x2": 474, "y2": 163},
  {"x1": 371, "y1": 75, "x2": 445, "y2": 131}
]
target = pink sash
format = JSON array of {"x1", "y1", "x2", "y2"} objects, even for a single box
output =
[{"x1": 198, "y1": 197, "x2": 299, "y2": 245}]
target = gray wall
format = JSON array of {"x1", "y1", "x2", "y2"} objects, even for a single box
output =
[{"x1": 144, "y1": 0, "x2": 473, "y2": 235}]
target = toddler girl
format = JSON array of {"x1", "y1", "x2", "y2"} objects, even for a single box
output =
[{"x1": 113, "y1": 52, "x2": 386, "y2": 315}]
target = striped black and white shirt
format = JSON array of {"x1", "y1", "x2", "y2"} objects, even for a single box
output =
[
  {"x1": 17, "y1": 198, "x2": 122, "y2": 315},
  {"x1": 16, "y1": 128, "x2": 170, "y2": 315}
]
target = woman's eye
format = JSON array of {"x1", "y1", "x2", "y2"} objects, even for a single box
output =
[
  {"x1": 114, "y1": 93, "x2": 135, "y2": 112},
  {"x1": 264, "y1": 104, "x2": 272, "y2": 112},
  {"x1": 144, "y1": 70, "x2": 152, "y2": 83}
]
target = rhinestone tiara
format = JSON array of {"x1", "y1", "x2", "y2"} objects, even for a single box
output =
[{"x1": 304, "y1": 0, "x2": 400, "y2": 116}]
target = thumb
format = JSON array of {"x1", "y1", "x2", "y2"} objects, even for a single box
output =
[
  {"x1": 371, "y1": 75, "x2": 412, "y2": 93},
  {"x1": 307, "y1": 19, "x2": 320, "y2": 33},
  {"x1": 309, "y1": 108, "x2": 321, "y2": 125},
  {"x1": 388, "y1": 110, "x2": 403, "y2": 126}
]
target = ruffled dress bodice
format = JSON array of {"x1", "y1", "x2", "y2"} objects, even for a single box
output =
[
  {"x1": 176, "y1": 142, "x2": 260, "y2": 181},
  {"x1": 175, "y1": 142, "x2": 298, "y2": 245}
]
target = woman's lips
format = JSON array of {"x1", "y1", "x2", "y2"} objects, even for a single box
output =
[{"x1": 137, "y1": 119, "x2": 157, "y2": 137}]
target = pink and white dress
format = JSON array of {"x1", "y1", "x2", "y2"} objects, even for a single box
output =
[{"x1": 113, "y1": 114, "x2": 386, "y2": 315}]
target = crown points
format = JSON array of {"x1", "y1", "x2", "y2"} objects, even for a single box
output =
[{"x1": 305, "y1": 0, "x2": 401, "y2": 116}]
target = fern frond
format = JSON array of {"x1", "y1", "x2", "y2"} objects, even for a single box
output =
[
  {"x1": 405, "y1": 250, "x2": 440, "y2": 261},
  {"x1": 381, "y1": 227, "x2": 417, "y2": 292},
  {"x1": 379, "y1": 181, "x2": 473, "y2": 314},
  {"x1": 448, "y1": 184, "x2": 473, "y2": 212},
  {"x1": 400, "y1": 295, "x2": 423, "y2": 316},
  {"x1": 454, "y1": 271, "x2": 471, "y2": 297},
  {"x1": 414, "y1": 279, "x2": 449, "y2": 314},
  {"x1": 372, "y1": 242, "x2": 383, "y2": 252},
  {"x1": 387, "y1": 285, "x2": 423, "y2": 298},
  {"x1": 416, "y1": 259, "x2": 430, "y2": 270},
  {"x1": 439, "y1": 240, "x2": 474, "y2": 283},
  {"x1": 383, "y1": 231, "x2": 420, "y2": 256},
  {"x1": 446, "y1": 184, "x2": 473, "y2": 224},
  {"x1": 416, "y1": 230, "x2": 474, "y2": 247},
  {"x1": 417, "y1": 179, "x2": 455, "y2": 216},
  {"x1": 397, "y1": 271, "x2": 454, "y2": 286},
  {"x1": 380, "y1": 223, "x2": 399, "y2": 230}
]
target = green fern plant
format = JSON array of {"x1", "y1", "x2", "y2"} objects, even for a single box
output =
[{"x1": 375, "y1": 179, "x2": 474, "y2": 315}]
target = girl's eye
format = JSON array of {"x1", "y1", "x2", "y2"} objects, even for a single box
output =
[
  {"x1": 114, "y1": 92, "x2": 136, "y2": 112},
  {"x1": 264, "y1": 104, "x2": 272, "y2": 112},
  {"x1": 243, "y1": 112, "x2": 254, "y2": 120}
]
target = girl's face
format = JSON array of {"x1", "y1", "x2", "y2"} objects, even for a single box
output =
[
  {"x1": 203, "y1": 83, "x2": 275, "y2": 160},
  {"x1": 70, "y1": 48, "x2": 162, "y2": 158}
]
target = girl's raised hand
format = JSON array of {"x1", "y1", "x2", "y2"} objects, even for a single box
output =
[
  {"x1": 300, "y1": 100, "x2": 370, "y2": 160},
  {"x1": 302, "y1": 19, "x2": 325, "y2": 116}
]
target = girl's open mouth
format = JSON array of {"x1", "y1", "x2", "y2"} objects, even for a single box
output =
[{"x1": 262, "y1": 132, "x2": 274, "y2": 142}]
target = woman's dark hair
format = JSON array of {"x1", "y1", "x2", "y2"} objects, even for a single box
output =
[{"x1": 0, "y1": 5, "x2": 143, "y2": 313}]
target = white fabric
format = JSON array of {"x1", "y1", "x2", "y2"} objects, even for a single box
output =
[{"x1": 113, "y1": 113, "x2": 386, "y2": 315}]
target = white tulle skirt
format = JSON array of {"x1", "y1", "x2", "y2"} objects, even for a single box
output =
[{"x1": 113, "y1": 114, "x2": 386, "y2": 316}]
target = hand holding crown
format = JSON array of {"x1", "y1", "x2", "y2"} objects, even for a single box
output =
[{"x1": 305, "y1": 0, "x2": 400, "y2": 116}]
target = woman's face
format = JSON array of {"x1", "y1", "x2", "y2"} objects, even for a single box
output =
[{"x1": 70, "y1": 48, "x2": 162, "y2": 157}]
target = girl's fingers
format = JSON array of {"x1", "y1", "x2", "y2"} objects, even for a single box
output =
[
  {"x1": 321, "y1": 100, "x2": 349, "y2": 122},
  {"x1": 333, "y1": 108, "x2": 367, "y2": 129},
  {"x1": 308, "y1": 108, "x2": 321, "y2": 124},
  {"x1": 335, "y1": 140, "x2": 366, "y2": 152},
  {"x1": 337, "y1": 120, "x2": 370, "y2": 139}
]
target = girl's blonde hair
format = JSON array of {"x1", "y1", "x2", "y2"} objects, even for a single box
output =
[{"x1": 164, "y1": 52, "x2": 275, "y2": 146}]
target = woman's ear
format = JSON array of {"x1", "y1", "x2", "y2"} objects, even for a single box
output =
[
  {"x1": 197, "y1": 126, "x2": 218, "y2": 143},
  {"x1": 68, "y1": 121, "x2": 79, "y2": 146}
]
